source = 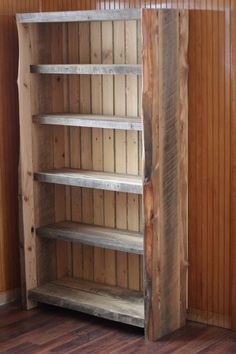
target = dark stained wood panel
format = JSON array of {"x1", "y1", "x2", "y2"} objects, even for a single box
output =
[
  {"x1": 231, "y1": 0, "x2": 236, "y2": 331},
  {"x1": 1, "y1": 304, "x2": 236, "y2": 353}
]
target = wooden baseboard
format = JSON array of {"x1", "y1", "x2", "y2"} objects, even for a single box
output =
[
  {"x1": 0, "y1": 288, "x2": 21, "y2": 306},
  {"x1": 188, "y1": 308, "x2": 230, "y2": 329}
]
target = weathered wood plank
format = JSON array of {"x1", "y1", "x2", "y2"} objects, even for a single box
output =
[
  {"x1": 142, "y1": 9, "x2": 189, "y2": 340},
  {"x1": 30, "y1": 24, "x2": 56, "y2": 287},
  {"x1": 179, "y1": 10, "x2": 189, "y2": 327},
  {"x1": 33, "y1": 114, "x2": 142, "y2": 130},
  {"x1": 28, "y1": 277, "x2": 144, "y2": 328},
  {"x1": 114, "y1": 19, "x2": 128, "y2": 289},
  {"x1": 91, "y1": 20, "x2": 104, "y2": 284},
  {"x1": 102, "y1": 20, "x2": 116, "y2": 287},
  {"x1": 16, "y1": 9, "x2": 141, "y2": 23},
  {"x1": 126, "y1": 19, "x2": 141, "y2": 292},
  {"x1": 34, "y1": 169, "x2": 143, "y2": 194},
  {"x1": 30, "y1": 64, "x2": 142, "y2": 75},
  {"x1": 36, "y1": 222, "x2": 144, "y2": 255},
  {"x1": 17, "y1": 22, "x2": 37, "y2": 309}
]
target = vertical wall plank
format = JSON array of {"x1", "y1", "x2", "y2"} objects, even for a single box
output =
[
  {"x1": 91, "y1": 21, "x2": 105, "y2": 283},
  {"x1": 68, "y1": 21, "x2": 83, "y2": 279},
  {"x1": 101, "y1": 20, "x2": 116, "y2": 286},
  {"x1": 30, "y1": 23, "x2": 56, "y2": 287},
  {"x1": 114, "y1": 19, "x2": 128, "y2": 289},
  {"x1": 79, "y1": 22, "x2": 94, "y2": 281},
  {"x1": 231, "y1": 0, "x2": 236, "y2": 331},
  {"x1": 126, "y1": 20, "x2": 140, "y2": 291},
  {"x1": 51, "y1": 23, "x2": 68, "y2": 279}
]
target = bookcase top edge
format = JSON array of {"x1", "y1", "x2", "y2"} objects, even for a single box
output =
[{"x1": 16, "y1": 8, "x2": 142, "y2": 23}]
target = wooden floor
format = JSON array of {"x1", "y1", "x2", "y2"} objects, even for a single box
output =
[{"x1": 1, "y1": 303, "x2": 236, "y2": 353}]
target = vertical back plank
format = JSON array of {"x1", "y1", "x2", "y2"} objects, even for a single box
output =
[
  {"x1": 51, "y1": 23, "x2": 68, "y2": 279},
  {"x1": 68, "y1": 22, "x2": 83, "y2": 279},
  {"x1": 79, "y1": 22, "x2": 94, "y2": 281},
  {"x1": 126, "y1": 20, "x2": 140, "y2": 291},
  {"x1": 102, "y1": 20, "x2": 116, "y2": 285},
  {"x1": 91, "y1": 21, "x2": 105, "y2": 283},
  {"x1": 114, "y1": 20, "x2": 128, "y2": 289},
  {"x1": 30, "y1": 23, "x2": 56, "y2": 287}
]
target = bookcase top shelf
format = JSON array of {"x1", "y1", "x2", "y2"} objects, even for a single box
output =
[
  {"x1": 30, "y1": 64, "x2": 142, "y2": 76},
  {"x1": 16, "y1": 9, "x2": 141, "y2": 23}
]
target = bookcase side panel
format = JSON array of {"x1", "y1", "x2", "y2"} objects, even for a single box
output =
[
  {"x1": 142, "y1": 9, "x2": 189, "y2": 340},
  {"x1": 17, "y1": 22, "x2": 37, "y2": 309}
]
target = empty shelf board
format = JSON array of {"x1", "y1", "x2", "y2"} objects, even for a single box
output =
[
  {"x1": 37, "y1": 222, "x2": 144, "y2": 254},
  {"x1": 33, "y1": 114, "x2": 143, "y2": 131},
  {"x1": 34, "y1": 169, "x2": 143, "y2": 194},
  {"x1": 30, "y1": 64, "x2": 142, "y2": 75},
  {"x1": 29, "y1": 277, "x2": 144, "y2": 328}
]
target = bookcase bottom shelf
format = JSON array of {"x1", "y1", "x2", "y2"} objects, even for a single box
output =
[{"x1": 28, "y1": 277, "x2": 144, "y2": 328}]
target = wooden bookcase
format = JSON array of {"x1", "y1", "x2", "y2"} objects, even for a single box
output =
[{"x1": 17, "y1": 9, "x2": 189, "y2": 341}]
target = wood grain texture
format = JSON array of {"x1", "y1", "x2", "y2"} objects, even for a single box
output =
[
  {"x1": 30, "y1": 23, "x2": 57, "y2": 288},
  {"x1": 231, "y1": 0, "x2": 236, "y2": 331},
  {"x1": 36, "y1": 222, "x2": 144, "y2": 254},
  {"x1": 17, "y1": 8, "x2": 141, "y2": 23},
  {"x1": 142, "y1": 9, "x2": 188, "y2": 340},
  {"x1": 30, "y1": 64, "x2": 142, "y2": 75},
  {"x1": 0, "y1": 0, "x2": 41, "y2": 298},
  {"x1": 2, "y1": 304, "x2": 236, "y2": 353},
  {"x1": 0, "y1": 0, "x2": 234, "y2": 335},
  {"x1": 33, "y1": 114, "x2": 143, "y2": 130},
  {"x1": 17, "y1": 22, "x2": 37, "y2": 309},
  {"x1": 34, "y1": 169, "x2": 143, "y2": 194},
  {"x1": 28, "y1": 277, "x2": 144, "y2": 327}
]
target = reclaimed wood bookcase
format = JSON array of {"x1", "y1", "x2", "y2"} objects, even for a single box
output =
[{"x1": 17, "y1": 8, "x2": 189, "y2": 341}]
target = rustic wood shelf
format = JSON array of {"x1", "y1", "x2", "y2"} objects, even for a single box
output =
[
  {"x1": 34, "y1": 169, "x2": 143, "y2": 194},
  {"x1": 18, "y1": 8, "x2": 188, "y2": 341},
  {"x1": 30, "y1": 64, "x2": 142, "y2": 75},
  {"x1": 33, "y1": 114, "x2": 143, "y2": 131},
  {"x1": 28, "y1": 277, "x2": 144, "y2": 327},
  {"x1": 16, "y1": 9, "x2": 141, "y2": 23},
  {"x1": 36, "y1": 222, "x2": 144, "y2": 254}
]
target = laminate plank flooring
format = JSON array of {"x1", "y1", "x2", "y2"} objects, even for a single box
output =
[{"x1": 0, "y1": 303, "x2": 236, "y2": 353}]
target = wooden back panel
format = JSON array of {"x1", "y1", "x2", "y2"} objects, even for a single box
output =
[{"x1": 21, "y1": 19, "x2": 143, "y2": 293}]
